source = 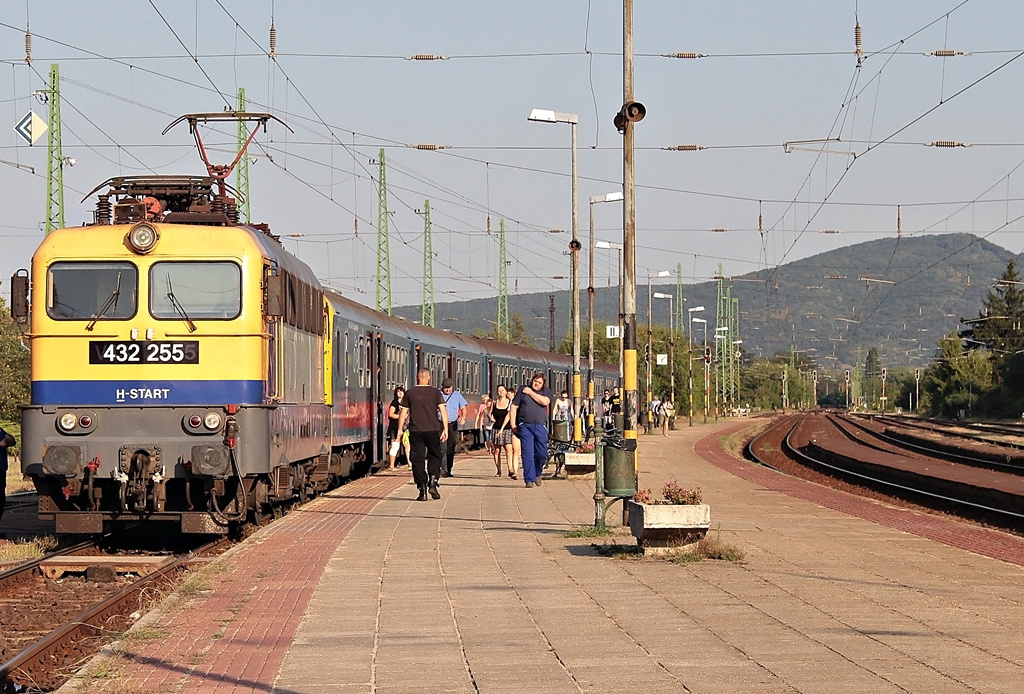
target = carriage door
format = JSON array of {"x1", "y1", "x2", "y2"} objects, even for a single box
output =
[{"x1": 371, "y1": 331, "x2": 383, "y2": 465}]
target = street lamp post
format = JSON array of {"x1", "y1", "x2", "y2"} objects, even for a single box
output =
[
  {"x1": 653, "y1": 292, "x2": 674, "y2": 408},
  {"x1": 529, "y1": 108, "x2": 581, "y2": 442},
  {"x1": 589, "y1": 193, "x2": 623, "y2": 430},
  {"x1": 596, "y1": 241, "x2": 624, "y2": 380},
  {"x1": 687, "y1": 306, "x2": 705, "y2": 426}
]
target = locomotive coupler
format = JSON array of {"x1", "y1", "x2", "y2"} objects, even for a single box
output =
[
  {"x1": 152, "y1": 465, "x2": 167, "y2": 512},
  {"x1": 86, "y1": 457, "x2": 103, "y2": 511},
  {"x1": 111, "y1": 466, "x2": 129, "y2": 512}
]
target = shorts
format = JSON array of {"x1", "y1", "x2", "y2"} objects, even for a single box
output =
[
  {"x1": 388, "y1": 439, "x2": 401, "y2": 456},
  {"x1": 494, "y1": 428, "x2": 512, "y2": 447},
  {"x1": 483, "y1": 428, "x2": 494, "y2": 444}
]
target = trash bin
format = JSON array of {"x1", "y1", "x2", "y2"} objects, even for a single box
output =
[
  {"x1": 551, "y1": 420, "x2": 572, "y2": 443},
  {"x1": 602, "y1": 436, "x2": 637, "y2": 498}
]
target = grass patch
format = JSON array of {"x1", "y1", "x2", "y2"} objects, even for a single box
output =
[
  {"x1": 2, "y1": 419, "x2": 33, "y2": 494},
  {"x1": 563, "y1": 523, "x2": 613, "y2": 538},
  {"x1": 124, "y1": 626, "x2": 168, "y2": 641},
  {"x1": 0, "y1": 535, "x2": 57, "y2": 562},
  {"x1": 697, "y1": 532, "x2": 746, "y2": 561},
  {"x1": 5, "y1": 467, "x2": 33, "y2": 494},
  {"x1": 666, "y1": 528, "x2": 746, "y2": 564}
]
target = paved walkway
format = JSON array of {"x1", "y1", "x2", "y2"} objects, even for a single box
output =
[{"x1": 69, "y1": 419, "x2": 1024, "y2": 693}]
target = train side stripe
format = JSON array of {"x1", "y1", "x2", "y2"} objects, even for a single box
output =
[{"x1": 32, "y1": 380, "x2": 265, "y2": 406}]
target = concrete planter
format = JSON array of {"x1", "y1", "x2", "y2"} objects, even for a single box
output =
[
  {"x1": 627, "y1": 500, "x2": 711, "y2": 555},
  {"x1": 562, "y1": 452, "x2": 596, "y2": 478}
]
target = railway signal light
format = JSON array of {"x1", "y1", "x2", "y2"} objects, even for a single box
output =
[
  {"x1": 881, "y1": 367, "x2": 887, "y2": 381},
  {"x1": 845, "y1": 369, "x2": 850, "y2": 382},
  {"x1": 704, "y1": 347, "x2": 712, "y2": 364},
  {"x1": 915, "y1": 368, "x2": 921, "y2": 380}
]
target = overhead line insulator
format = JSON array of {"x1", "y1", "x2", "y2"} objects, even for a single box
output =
[
  {"x1": 25, "y1": 32, "x2": 32, "y2": 64},
  {"x1": 407, "y1": 144, "x2": 451, "y2": 150},
  {"x1": 662, "y1": 52, "x2": 706, "y2": 59},
  {"x1": 926, "y1": 141, "x2": 970, "y2": 148},
  {"x1": 269, "y1": 23, "x2": 277, "y2": 59},
  {"x1": 855, "y1": 21, "x2": 863, "y2": 67},
  {"x1": 925, "y1": 50, "x2": 970, "y2": 57},
  {"x1": 405, "y1": 54, "x2": 449, "y2": 61},
  {"x1": 663, "y1": 144, "x2": 705, "y2": 151}
]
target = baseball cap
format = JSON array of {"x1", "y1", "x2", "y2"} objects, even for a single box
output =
[{"x1": 441, "y1": 378, "x2": 454, "y2": 388}]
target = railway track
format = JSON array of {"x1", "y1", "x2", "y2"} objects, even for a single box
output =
[
  {"x1": 747, "y1": 413, "x2": 1024, "y2": 531},
  {"x1": 2, "y1": 492, "x2": 38, "y2": 513},
  {"x1": 0, "y1": 537, "x2": 229, "y2": 692}
]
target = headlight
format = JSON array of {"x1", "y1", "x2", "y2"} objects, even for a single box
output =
[
  {"x1": 203, "y1": 412, "x2": 223, "y2": 431},
  {"x1": 127, "y1": 222, "x2": 159, "y2": 254},
  {"x1": 59, "y1": 412, "x2": 78, "y2": 432}
]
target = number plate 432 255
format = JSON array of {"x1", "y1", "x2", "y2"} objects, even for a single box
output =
[{"x1": 89, "y1": 341, "x2": 199, "y2": 364}]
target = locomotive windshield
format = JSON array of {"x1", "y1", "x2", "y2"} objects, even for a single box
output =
[
  {"x1": 47, "y1": 261, "x2": 138, "y2": 320},
  {"x1": 149, "y1": 261, "x2": 241, "y2": 320}
]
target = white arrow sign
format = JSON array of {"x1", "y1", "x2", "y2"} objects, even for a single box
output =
[{"x1": 14, "y1": 110, "x2": 47, "y2": 145}]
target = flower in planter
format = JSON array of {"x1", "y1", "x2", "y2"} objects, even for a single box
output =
[
  {"x1": 576, "y1": 442, "x2": 596, "y2": 454},
  {"x1": 633, "y1": 488, "x2": 655, "y2": 505},
  {"x1": 662, "y1": 481, "x2": 702, "y2": 505},
  {"x1": 633, "y1": 482, "x2": 702, "y2": 505}
]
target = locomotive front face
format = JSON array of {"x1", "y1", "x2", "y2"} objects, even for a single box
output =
[{"x1": 21, "y1": 222, "x2": 274, "y2": 533}]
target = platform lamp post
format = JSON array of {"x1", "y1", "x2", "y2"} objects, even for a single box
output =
[
  {"x1": 595, "y1": 240, "x2": 624, "y2": 381},
  {"x1": 646, "y1": 270, "x2": 670, "y2": 432},
  {"x1": 589, "y1": 192, "x2": 624, "y2": 429},
  {"x1": 528, "y1": 108, "x2": 581, "y2": 442},
  {"x1": 686, "y1": 306, "x2": 705, "y2": 426},
  {"x1": 653, "y1": 292, "x2": 674, "y2": 407}
]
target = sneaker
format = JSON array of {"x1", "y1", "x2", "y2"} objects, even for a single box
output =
[{"x1": 525, "y1": 481, "x2": 535, "y2": 488}]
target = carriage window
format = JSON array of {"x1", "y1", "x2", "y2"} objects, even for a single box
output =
[
  {"x1": 150, "y1": 261, "x2": 241, "y2": 320},
  {"x1": 48, "y1": 261, "x2": 138, "y2": 320}
]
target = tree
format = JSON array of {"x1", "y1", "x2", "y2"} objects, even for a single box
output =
[
  {"x1": 473, "y1": 313, "x2": 536, "y2": 348},
  {"x1": 969, "y1": 260, "x2": 1024, "y2": 355},
  {"x1": 0, "y1": 297, "x2": 30, "y2": 420},
  {"x1": 922, "y1": 332, "x2": 993, "y2": 418}
]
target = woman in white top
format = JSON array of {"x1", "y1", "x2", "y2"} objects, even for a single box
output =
[{"x1": 552, "y1": 390, "x2": 574, "y2": 421}]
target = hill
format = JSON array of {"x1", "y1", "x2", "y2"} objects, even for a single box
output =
[{"x1": 393, "y1": 233, "x2": 1015, "y2": 369}]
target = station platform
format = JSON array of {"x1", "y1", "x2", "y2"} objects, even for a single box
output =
[{"x1": 67, "y1": 419, "x2": 1024, "y2": 693}]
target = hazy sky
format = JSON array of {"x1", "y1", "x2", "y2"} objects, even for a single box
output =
[{"x1": 3, "y1": 1, "x2": 1024, "y2": 315}]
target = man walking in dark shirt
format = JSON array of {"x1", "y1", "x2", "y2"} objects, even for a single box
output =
[
  {"x1": 509, "y1": 372, "x2": 552, "y2": 488},
  {"x1": 397, "y1": 369, "x2": 449, "y2": 501}
]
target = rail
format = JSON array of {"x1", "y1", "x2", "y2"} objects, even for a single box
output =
[{"x1": 0, "y1": 537, "x2": 229, "y2": 691}]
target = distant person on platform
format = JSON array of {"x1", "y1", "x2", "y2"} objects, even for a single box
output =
[
  {"x1": 552, "y1": 390, "x2": 573, "y2": 423},
  {"x1": 509, "y1": 373, "x2": 552, "y2": 488},
  {"x1": 0, "y1": 426, "x2": 15, "y2": 533},
  {"x1": 397, "y1": 369, "x2": 448, "y2": 501},
  {"x1": 440, "y1": 378, "x2": 468, "y2": 477},
  {"x1": 609, "y1": 387, "x2": 622, "y2": 424}
]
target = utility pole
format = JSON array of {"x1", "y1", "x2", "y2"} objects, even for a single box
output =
[
  {"x1": 375, "y1": 148, "x2": 392, "y2": 315},
  {"x1": 549, "y1": 295, "x2": 556, "y2": 352},
  {"x1": 420, "y1": 200, "x2": 435, "y2": 327},
  {"x1": 236, "y1": 88, "x2": 250, "y2": 223},
  {"x1": 44, "y1": 63, "x2": 64, "y2": 234},
  {"x1": 620, "y1": 0, "x2": 644, "y2": 447},
  {"x1": 498, "y1": 218, "x2": 509, "y2": 341}
]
